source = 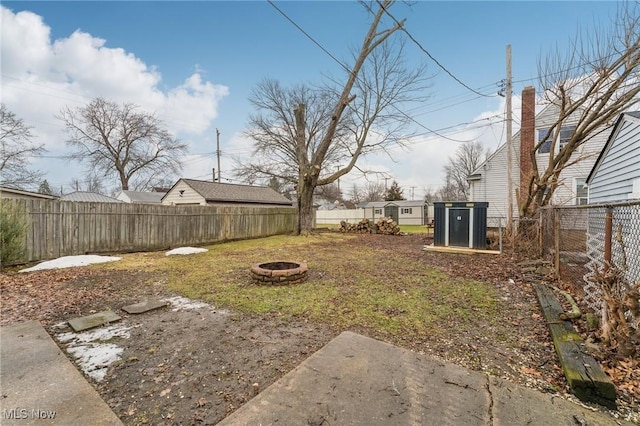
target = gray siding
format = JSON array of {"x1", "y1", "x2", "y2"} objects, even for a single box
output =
[{"x1": 589, "y1": 117, "x2": 640, "y2": 203}]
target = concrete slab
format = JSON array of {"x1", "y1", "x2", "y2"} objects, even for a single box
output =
[
  {"x1": 68, "y1": 311, "x2": 120, "y2": 332},
  {"x1": 220, "y1": 331, "x2": 628, "y2": 426},
  {"x1": 0, "y1": 320, "x2": 123, "y2": 425},
  {"x1": 121, "y1": 299, "x2": 167, "y2": 314}
]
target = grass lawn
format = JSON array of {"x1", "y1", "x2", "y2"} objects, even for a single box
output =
[{"x1": 104, "y1": 233, "x2": 497, "y2": 339}]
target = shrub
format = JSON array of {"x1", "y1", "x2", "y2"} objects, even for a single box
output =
[{"x1": 0, "y1": 200, "x2": 28, "y2": 267}]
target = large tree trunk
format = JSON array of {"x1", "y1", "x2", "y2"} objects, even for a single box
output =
[{"x1": 297, "y1": 180, "x2": 316, "y2": 236}]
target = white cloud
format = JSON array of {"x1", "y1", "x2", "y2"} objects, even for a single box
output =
[{"x1": 0, "y1": 5, "x2": 228, "y2": 190}]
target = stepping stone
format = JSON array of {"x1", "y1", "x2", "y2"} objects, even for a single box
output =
[
  {"x1": 122, "y1": 299, "x2": 168, "y2": 314},
  {"x1": 68, "y1": 311, "x2": 121, "y2": 332}
]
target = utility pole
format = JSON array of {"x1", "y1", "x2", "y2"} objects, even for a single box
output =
[
  {"x1": 216, "y1": 128, "x2": 221, "y2": 183},
  {"x1": 384, "y1": 176, "x2": 390, "y2": 189},
  {"x1": 410, "y1": 186, "x2": 416, "y2": 200},
  {"x1": 506, "y1": 45, "x2": 513, "y2": 227}
]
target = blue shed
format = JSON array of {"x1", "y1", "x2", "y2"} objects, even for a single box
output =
[{"x1": 434, "y1": 202, "x2": 488, "y2": 249}]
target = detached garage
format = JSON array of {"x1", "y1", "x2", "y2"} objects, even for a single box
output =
[{"x1": 433, "y1": 202, "x2": 488, "y2": 249}]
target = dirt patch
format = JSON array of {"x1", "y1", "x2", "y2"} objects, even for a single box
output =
[
  {"x1": 1, "y1": 233, "x2": 638, "y2": 424},
  {"x1": 97, "y1": 306, "x2": 334, "y2": 425}
]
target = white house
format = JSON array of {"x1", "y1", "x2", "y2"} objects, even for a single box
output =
[
  {"x1": 161, "y1": 178, "x2": 293, "y2": 208},
  {"x1": 468, "y1": 86, "x2": 609, "y2": 222},
  {"x1": 116, "y1": 190, "x2": 165, "y2": 204},
  {"x1": 586, "y1": 112, "x2": 640, "y2": 203}
]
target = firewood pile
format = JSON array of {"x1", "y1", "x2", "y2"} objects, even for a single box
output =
[
  {"x1": 376, "y1": 217, "x2": 401, "y2": 235},
  {"x1": 338, "y1": 217, "x2": 401, "y2": 235},
  {"x1": 339, "y1": 218, "x2": 373, "y2": 233}
]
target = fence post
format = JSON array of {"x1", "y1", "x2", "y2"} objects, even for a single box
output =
[
  {"x1": 538, "y1": 213, "x2": 543, "y2": 258},
  {"x1": 604, "y1": 207, "x2": 613, "y2": 270},
  {"x1": 554, "y1": 209, "x2": 560, "y2": 278}
]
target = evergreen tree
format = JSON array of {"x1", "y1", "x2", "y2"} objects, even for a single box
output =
[
  {"x1": 384, "y1": 180, "x2": 405, "y2": 201},
  {"x1": 38, "y1": 179, "x2": 53, "y2": 195}
]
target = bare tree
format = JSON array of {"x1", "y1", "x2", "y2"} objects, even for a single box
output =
[
  {"x1": 59, "y1": 98, "x2": 188, "y2": 191},
  {"x1": 443, "y1": 141, "x2": 488, "y2": 200},
  {"x1": 520, "y1": 3, "x2": 640, "y2": 218},
  {"x1": 237, "y1": 1, "x2": 430, "y2": 234},
  {"x1": 362, "y1": 181, "x2": 387, "y2": 202},
  {"x1": 437, "y1": 171, "x2": 466, "y2": 201},
  {"x1": 0, "y1": 104, "x2": 45, "y2": 189},
  {"x1": 347, "y1": 183, "x2": 364, "y2": 205},
  {"x1": 315, "y1": 182, "x2": 342, "y2": 203},
  {"x1": 68, "y1": 172, "x2": 107, "y2": 194}
]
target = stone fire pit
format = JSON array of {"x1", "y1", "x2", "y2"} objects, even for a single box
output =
[{"x1": 249, "y1": 261, "x2": 308, "y2": 285}]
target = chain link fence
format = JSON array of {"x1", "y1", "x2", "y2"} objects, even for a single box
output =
[{"x1": 539, "y1": 202, "x2": 640, "y2": 315}]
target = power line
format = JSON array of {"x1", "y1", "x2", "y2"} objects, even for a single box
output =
[
  {"x1": 268, "y1": 1, "x2": 497, "y2": 144},
  {"x1": 373, "y1": 0, "x2": 496, "y2": 98}
]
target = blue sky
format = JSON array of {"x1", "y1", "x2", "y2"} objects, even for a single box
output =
[{"x1": 1, "y1": 1, "x2": 622, "y2": 197}]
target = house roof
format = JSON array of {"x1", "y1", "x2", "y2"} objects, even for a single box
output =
[
  {"x1": 358, "y1": 200, "x2": 427, "y2": 208},
  {"x1": 169, "y1": 179, "x2": 293, "y2": 206},
  {"x1": 60, "y1": 191, "x2": 122, "y2": 203},
  {"x1": 586, "y1": 111, "x2": 640, "y2": 184},
  {"x1": 0, "y1": 186, "x2": 58, "y2": 200},
  {"x1": 118, "y1": 190, "x2": 165, "y2": 204}
]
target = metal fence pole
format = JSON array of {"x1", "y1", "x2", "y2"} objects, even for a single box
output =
[
  {"x1": 604, "y1": 207, "x2": 613, "y2": 270},
  {"x1": 554, "y1": 208, "x2": 560, "y2": 278}
]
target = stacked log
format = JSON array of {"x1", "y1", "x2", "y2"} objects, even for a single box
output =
[
  {"x1": 338, "y1": 217, "x2": 401, "y2": 235},
  {"x1": 339, "y1": 218, "x2": 373, "y2": 233},
  {"x1": 376, "y1": 217, "x2": 401, "y2": 235}
]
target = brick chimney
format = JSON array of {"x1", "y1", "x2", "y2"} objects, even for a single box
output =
[{"x1": 520, "y1": 86, "x2": 536, "y2": 199}]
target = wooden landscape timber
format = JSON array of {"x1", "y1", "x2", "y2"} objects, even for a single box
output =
[{"x1": 533, "y1": 283, "x2": 617, "y2": 408}]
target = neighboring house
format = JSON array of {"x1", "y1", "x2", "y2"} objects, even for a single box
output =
[
  {"x1": 315, "y1": 199, "x2": 347, "y2": 210},
  {"x1": 161, "y1": 178, "x2": 293, "y2": 208},
  {"x1": 357, "y1": 200, "x2": 430, "y2": 225},
  {"x1": 468, "y1": 86, "x2": 609, "y2": 222},
  {"x1": 586, "y1": 112, "x2": 640, "y2": 203},
  {"x1": 583, "y1": 112, "x2": 640, "y2": 305},
  {"x1": 60, "y1": 191, "x2": 122, "y2": 203},
  {"x1": 116, "y1": 190, "x2": 165, "y2": 204},
  {"x1": 0, "y1": 186, "x2": 58, "y2": 201}
]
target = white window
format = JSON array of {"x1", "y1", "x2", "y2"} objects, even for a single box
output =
[
  {"x1": 538, "y1": 125, "x2": 576, "y2": 154},
  {"x1": 575, "y1": 178, "x2": 588, "y2": 205},
  {"x1": 374, "y1": 209, "x2": 382, "y2": 214},
  {"x1": 538, "y1": 129, "x2": 552, "y2": 153},
  {"x1": 559, "y1": 125, "x2": 576, "y2": 150},
  {"x1": 401, "y1": 208, "x2": 412, "y2": 214}
]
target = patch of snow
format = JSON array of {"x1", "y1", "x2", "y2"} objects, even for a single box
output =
[
  {"x1": 19, "y1": 255, "x2": 121, "y2": 272},
  {"x1": 66, "y1": 343, "x2": 123, "y2": 382},
  {"x1": 54, "y1": 323, "x2": 132, "y2": 382},
  {"x1": 56, "y1": 323, "x2": 132, "y2": 344},
  {"x1": 162, "y1": 296, "x2": 212, "y2": 311},
  {"x1": 165, "y1": 247, "x2": 208, "y2": 256}
]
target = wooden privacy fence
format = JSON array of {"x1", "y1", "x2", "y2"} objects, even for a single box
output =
[{"x1": 4, "y1": 199, "x2": 297, "y2": 265}]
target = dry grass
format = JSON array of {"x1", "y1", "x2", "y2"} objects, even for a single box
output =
[{"x1": 104, "y1": 233, "x2": 498, "y2": 338}]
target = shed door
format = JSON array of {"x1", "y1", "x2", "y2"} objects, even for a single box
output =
[
  {"x1": 384, "y1": 206, "x2": 399, "y2": 223},
  {"x1": 448, "y1": 208, "x2": 469, "y2": 247}
]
